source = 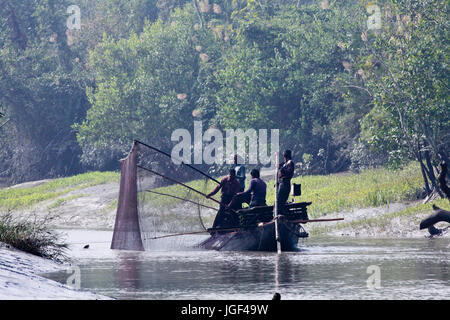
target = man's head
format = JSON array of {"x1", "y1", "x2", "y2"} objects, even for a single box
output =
[
  {"x1": 229, "y1": 168, "x2": 236, "y2": 177},
  {"x1": 250, "y1": 169, "x2": 260, "y2": 179},
  {"x1": 283, "y1": 150, "x2": 292, "y2": 160}
]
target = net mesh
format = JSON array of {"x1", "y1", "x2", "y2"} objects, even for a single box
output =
[
  {"x1": 112, "y1": 140, "x2": 221, "y2": 250},
  {"x1": 110, "y1": 143, "x2": 144, "y2": 251}
]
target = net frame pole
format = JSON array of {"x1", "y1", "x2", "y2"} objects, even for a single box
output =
[
  {"x1": 145, "y1": 190, "x2": 217, "y2": 211},
  {"x1": 134, "y1": 140, "x2": 221, "y2": 184},
  {"x1": 137, "y1": 165, "x2": 237, "y2": 214}
]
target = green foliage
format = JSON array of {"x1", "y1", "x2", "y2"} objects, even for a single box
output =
[
  {"x1": 75, "y1": 4, "x2": 220, "y2": 166},
  {"x1": 0, "y1": 0, "x2": 90, "y2": 182},
  {"x1": 357, "y1": 0, "x2": 449, "y2": 168},
  {"x1": 0, "y1": 0, "x2": 448, "y2": 191}
]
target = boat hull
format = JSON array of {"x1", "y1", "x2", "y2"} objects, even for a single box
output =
[{"x1": 198, "y1": 220, "x2": 303, "y2": 252}]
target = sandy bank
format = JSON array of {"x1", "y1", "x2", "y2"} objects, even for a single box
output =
[
  {"x1": 308, "y1": 201, "x2": 450, "y2": 238},
  {"x1": 0, "y1": 242, "x2": 111, "y2": 300},
  {"x1": 1, "y1": 172, "x2": 448, "y2": 238}
]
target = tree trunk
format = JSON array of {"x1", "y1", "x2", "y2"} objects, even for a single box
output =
[
  {"x1": 424, "y1": 149, "x2": 443, "y2": 198},
  {"x1": 438, "y1": 161, "x2": 450, "y2": 200},
  {"x1": 417, "y1": 147, "x2": 431, "y2": 196},
  {"x1": 419, "y1": 162, "x2": 449, "y2": 235},
  {"x1": 192, "y1": 0, "x2": 205, "y2": 28},
  {"x1": 438, "y1": 150, "x2": 450, "y2": 180}
]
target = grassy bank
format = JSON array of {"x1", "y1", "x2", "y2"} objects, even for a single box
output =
[
  {"x1": 287, "y1": 163, "x2": 423, "y2": 218},
  {"x1": 0, "y1": 162, "x2": 442, "y2": 238},
  {"x1": 309, "y1": 198, "x2": 450, "y2": 236},
  {"x1": 149, "y1": 162, "x2": 424, "y2": 217},
  {"x1": 0, "y1": 171, "x2": 119, "y2": 211},
  {"x1": 0, "y1": 212, "x2": 68, "y2": 261},
  {"x1": 0, "y1": 164, "x2": 423, "y2": 215},
  {"x1": 0, "y1": 171, "x2": 119, "y2": 259}
]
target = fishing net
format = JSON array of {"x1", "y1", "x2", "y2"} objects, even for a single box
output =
[{"x1": 111, "y1": 141, "x2": 220, "y2": 250}]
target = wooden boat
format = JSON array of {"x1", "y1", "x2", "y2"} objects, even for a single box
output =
[{"x1": 198, "y1": 202, "x2": 311, "y2": 252}]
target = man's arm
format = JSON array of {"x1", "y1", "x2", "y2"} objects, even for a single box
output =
[
  {"x1": 240, "y1": 179, "x2": 255, "y2": 196},
  {"x1": 280, "y1": 160, "x2": 294, "y2": 177},
  {"x1": 207, "y1": 179, "x2": 223, "y2": 197}
]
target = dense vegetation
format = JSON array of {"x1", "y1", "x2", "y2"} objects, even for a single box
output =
[{"x1": 0, "y1": 1, "x2": 448, "y2": 198}]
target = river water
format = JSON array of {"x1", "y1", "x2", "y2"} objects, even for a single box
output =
[{"x1": 43, "y1": 230, "x2": 450, "y2": 300}]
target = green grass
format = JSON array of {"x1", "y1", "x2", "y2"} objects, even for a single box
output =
[
  {"x1": 0, "y1": 211, "x2": 68, "y2": 262},
  {"x1": 287, "y1": 163, "x2": 423, "y2": 218},
  {"x1": 145, "y1": 162, "x2": 424, "y2": 218},
  {"x1": 0, "y1": 171, "x2": 119, "y2": 210},
  {"x1": 0, "y1": 163, "x2": 426, "y2": 224},
  {"x1": 46, "y1": 194, "x2": 91, "y2": 210}
]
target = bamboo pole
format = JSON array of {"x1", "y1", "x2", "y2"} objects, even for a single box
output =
[
  {"x1": 274, "y1": 152, "x2": 282, "y2": 254},
  {"x1": 146, "y1": 218, "x2": 345, "y2": 241},
  {"x1": 134, "y1": 140, "x2": 221, "y2": 184},
  {"x1": 289, "y1": 217, "x2": 345, "y2": 224}
]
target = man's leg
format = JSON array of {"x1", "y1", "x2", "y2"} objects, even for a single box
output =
[
  {"x1": 212, "y1": 206, "x2": 226, "y2": 229},
  {"x1": 212, "y1": 194, "x2": 234, "y2": 229},
  {"x1": 228, "y1": 193, "x2": 251, "y2": 210},
  {"x1": 277, "y1": 182, "x2": 290, "y2": 215},
  {"x1": 227, "y1": 193, "x2": 251, "y2": 226}
]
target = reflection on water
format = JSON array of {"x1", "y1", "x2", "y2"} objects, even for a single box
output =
[{"x1": 45, "y1": 230, "x2": 450, "y2": 300}]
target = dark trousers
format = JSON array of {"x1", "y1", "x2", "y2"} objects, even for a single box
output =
[
  {"x1": 228, "y1": 193, "x2": 251, "y2": 211},
  {"x1": 212, "y1": 194, "x2": 234, "y2": 229},
  {"x1": 277, "y1": 181, "x2": 290, "y2": 214}
]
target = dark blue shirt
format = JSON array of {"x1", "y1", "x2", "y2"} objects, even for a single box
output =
[{"x1": 241, "y1": 178, "x2": 267, "y2": 206}]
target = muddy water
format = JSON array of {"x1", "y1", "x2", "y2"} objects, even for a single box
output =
[{"x1": 44, "y1": 230, "x2": 450, "y2": 300}]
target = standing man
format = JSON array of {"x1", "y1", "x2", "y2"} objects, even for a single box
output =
[
  {"x1": 233, "y1": 154, "x2": 246, "y2": 192},
  {"x1": 277, "y1": 150, "x2": 295, "y2": 214},
  {"x1": 206, "y1": 169, "x2": 241, "y2": 229}
]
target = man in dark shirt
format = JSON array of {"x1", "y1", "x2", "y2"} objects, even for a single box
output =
[
  {"x1": 277, "y1": 150, "x2": 295, "y2": 214},
  {"x1": 229, "y1": 169, "x2": 267, "y2": 210},
  {"x1": 206, "y1": 169, "x2": 241, "y2": 229}
]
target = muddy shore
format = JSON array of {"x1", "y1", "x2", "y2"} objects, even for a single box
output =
[{"x1": 0, "y1": 242, "x2": 110, "y2": 300}]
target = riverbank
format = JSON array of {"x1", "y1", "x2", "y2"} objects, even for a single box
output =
[
  {"x1": 0, "y1": 163, "x2": 448, "y2": 238},
  {"x1": 0, "y1": 241, "x2": 109, "y2": 299},
  {"x1": 0, "y1": 164, "x2": 448, "y2": 299},
  {"x1": 308, "y1": 199, "x2": 450, "y2": 238}
]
